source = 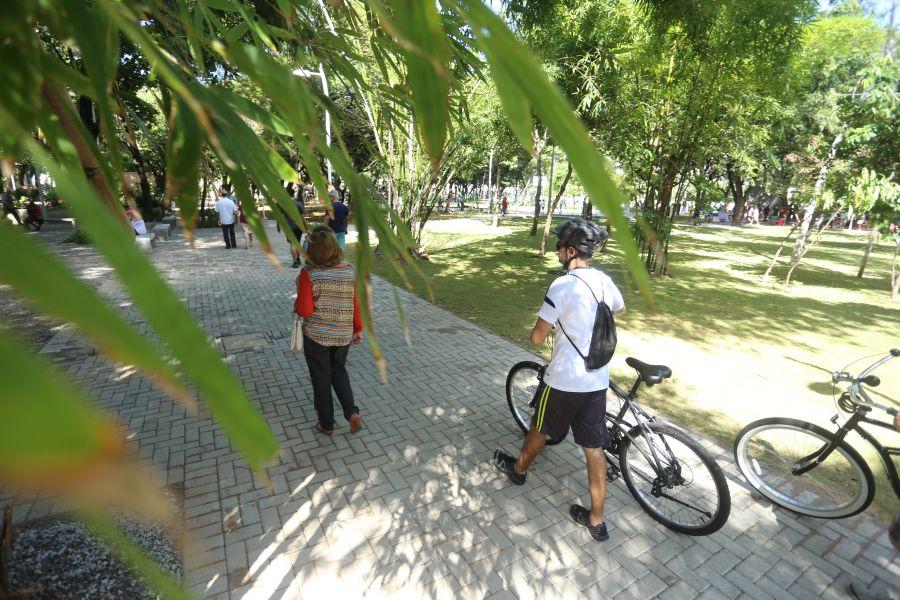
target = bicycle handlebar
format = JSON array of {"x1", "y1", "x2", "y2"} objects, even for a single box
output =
[{"x1": 831, "y1": 351, "x2": 897, "y2": 416}]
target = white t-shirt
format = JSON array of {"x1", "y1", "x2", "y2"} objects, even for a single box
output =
[
  {"x1": 538, "y1": 267, "x2": 625, "y2": 392},
  {"x1": 215, "y1": 196, "x2": 238, "y2": 225},
  {"x1": 131, "y1": 219, "x2": 147, "y2": 235}
]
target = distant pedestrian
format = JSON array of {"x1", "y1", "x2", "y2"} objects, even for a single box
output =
[
  {"x1": 215, "y1": 185, "x2": 239, "y2": 249},
  {"x1": 326, "y1": 188, "x2": 351, "y2": 250},
  {"x1": 24, "y1": 200, "x2": 44, "y2": 231},
  {"x1": 238, "y1": 206, "x2": 253, "y2": 249},
  {"x1": 128, "y1": 208, "x2": 147, "y2": 235},
  {"x1": 294, "y1": 226, "x2": 364, "y2": 436},
  {"x1": 1, "y1": 189, "x2": 22, "y2": 225},
  {"x1": 501, "y1": 195, "x2": 509, "y2": 216},
  {"x1": 748, "y1": 206, "x2": 760, "y2": 225},
  {"x1": 280, "y1": 192, "x2": 306, "y2": 267}
]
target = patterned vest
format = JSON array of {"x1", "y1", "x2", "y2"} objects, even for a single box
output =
[{"x1": 302, "y1": 262, "x2": 355, "y2": 346}]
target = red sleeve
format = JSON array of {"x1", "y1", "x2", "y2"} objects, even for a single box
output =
[
  {"x1": 352, "y1": 284, "x2": 363, "y2": 335},
  {"x1": 295, "y1": 269, "x2": 315, "y2": 317}
]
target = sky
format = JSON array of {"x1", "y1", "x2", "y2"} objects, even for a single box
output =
[{"x1": 819, "y1": 0, "x2": 896, "y2": 23}]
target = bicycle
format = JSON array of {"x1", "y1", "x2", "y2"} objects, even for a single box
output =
[
  {"x1": 506, "y1": 356, "x2": 731, "y2": 536},
  {"x1": 734, "y1": 349, "x2": 899, "y2": 519}
]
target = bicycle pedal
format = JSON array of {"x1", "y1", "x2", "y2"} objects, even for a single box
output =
[{"x1": 606, "y1": 465, "x2": 621, "y2": 482}]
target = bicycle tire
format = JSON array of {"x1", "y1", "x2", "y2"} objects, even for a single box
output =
[
  {"x1": 505, "y1": 361, "x2": 563, "y2": 446},
  {"x1": 734, "y1": 417, "x2": 875, "y2": 518},
  {"x1": 619, "y1": 423, "x2": 731, "y2": 535}
]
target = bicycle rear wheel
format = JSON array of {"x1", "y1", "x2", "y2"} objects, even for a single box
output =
[
  {"x1": 506, "y1": 361, "x2": 562, "y2": 446},
  {"x1": 734, "y1": 418, "x2": 874, "y2": 518},
  {"x1": 619, "y1": 423, "x2": 730, "y2": 535}
]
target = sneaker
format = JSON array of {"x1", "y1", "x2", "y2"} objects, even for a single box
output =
[
  {"x1": 291, "y1": 260, "x2": 299, "y2": 268},
  {"x1": 569, "y1": 504, "x2": 609, "y2": 542},
  {"x1": 349, "y1": 414, "x2": 362, "y2": 434},
  {"x1": 492, "y1": 449, "x2": 526, "y2": 485}
]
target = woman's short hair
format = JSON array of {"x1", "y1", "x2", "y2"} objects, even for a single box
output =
[{"x1": 306, "y1": 225, "x2": 343, "y2": 268}]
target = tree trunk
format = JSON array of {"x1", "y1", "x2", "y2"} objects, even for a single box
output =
[
  {"x1": 529, "y1": 134, "x2": 546, "y2": 236},
  {"x1": 763, "y1": 223, "x2": 800, "y2": 280},
  {"x1": 785, "y1": 202, "x2": 816, "y2": 285},
  {"x1": 858, "y1": 230, "x2": 876, "y2": 278},
  {"x1": 891, "y1": 239, "x2": 899, "y2": 299},
  {"x1": 43, "y1": 82, "x2": 122, "y2": 217},
  {"x1": 726, "y1": 162, "x2": 746, "y2": 225},
  {"x1": 812, "y1": 209, "x2": 840, "y2": 245},
  {"x1": 540, "y1": 163, "x2": 573, "y2": 254},
  {"x1": 786, "y1": 132, "x2": 843, "y2": 285},
  {"x1": 546, "y1": 146, "x2": 556, "y2": 206},
  {"x1": 200, "y1": 169, "x2": 209, "y2": 216},
  {"x1": 77, "y1": 95, "x2": 100, "y2": 141}
]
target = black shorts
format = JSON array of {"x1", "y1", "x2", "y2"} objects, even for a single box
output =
[
  {"x1": 287, "y1": 228, "x2": 303, "y2": 245},
  {"x1": 531, "y1": 383, "x2": 610, "y2": 449}
]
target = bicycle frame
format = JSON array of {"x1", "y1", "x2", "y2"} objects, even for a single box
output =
[
  {"x1": 607, "y1": 379, "x2": 678, "y2": 482},
  {"x1": 792, "y1": 351, "x2": 899, "y2": 499},
  {"x1": 793, "y1": 409, "x2": 900, "y2": 499}
]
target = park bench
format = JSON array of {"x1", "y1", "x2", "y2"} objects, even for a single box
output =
[
  {"x1": 135, "y1": 232, "x2": 156, "y2": 252},
  {"x1": 152, "y1": 223, "x2": 172, "y2": 240}
]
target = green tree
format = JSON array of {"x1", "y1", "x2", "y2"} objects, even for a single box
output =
[
  {"x1": 508, "y1": 0, "x2": 815, "y2": 274},
  {"x1": 850, "y1": 168, "x2": 900, "y2": 279},
  {"x1": 778, "y1": 3, "x2": 889, "y2": 283}
]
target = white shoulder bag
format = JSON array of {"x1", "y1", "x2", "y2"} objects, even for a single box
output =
[{"x1": 290, "y1": 314, "x2": 304, "y2": 351}]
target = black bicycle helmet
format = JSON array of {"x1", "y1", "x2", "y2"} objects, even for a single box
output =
[{"x1": 554, "y1": 218, "x2": 608, "y2": 255}]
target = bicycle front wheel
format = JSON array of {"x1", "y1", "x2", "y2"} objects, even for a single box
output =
[
  {"x1": 505, "y1": 361, "x2": 562, "y2": 446},
  {"x1": 619, "y1": 423, "x2": 731, "y2": 535},
  {"x1": 734, "y1": 418, "x2": 874, "y2": 518}
]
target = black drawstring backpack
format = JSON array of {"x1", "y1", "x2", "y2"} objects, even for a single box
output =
[{"x1": 556, "y1": 271, "x2": 617, "y2": 370}]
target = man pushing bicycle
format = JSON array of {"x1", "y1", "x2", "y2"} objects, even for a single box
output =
[{"x1": 493, "y1": 218, "x2": 625, "y2": 542}]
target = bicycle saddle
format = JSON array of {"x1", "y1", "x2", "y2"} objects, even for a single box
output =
[{"x1": 626, "y1": 357, "x2": 672, "y2": 386}]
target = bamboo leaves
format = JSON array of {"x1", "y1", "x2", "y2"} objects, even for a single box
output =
[
  {"x1": 0, "y1": 328, "x2": 123, "y2": 486},
  {"x1": 4, "y1": 102, "x2": 280, "y2": 470},
  {"x1": 0, "y1": 328, "x2": 170, "y2": 521},
  {"x1": 372, "y1": 0, "x2": 451, "y2": 168},
  {"x1": 0, "y1": 225, "x2": 195, "y2": 410},
  {"x1": 165, "y1": 98, "x2": 203, "y2": 239}
]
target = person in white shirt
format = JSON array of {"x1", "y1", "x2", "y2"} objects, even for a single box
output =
[
  {"x1": 215, "y1": 185, "x2": 239, "y2": 249},
  {"x1": 493, "y1": 218, "x2": 625, "y2": 543},
  {"x1": 127, "y1": 207, "x2": 147, "y2": 235}
]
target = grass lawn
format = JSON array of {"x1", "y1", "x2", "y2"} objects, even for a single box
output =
[{"x1": 355, "y1": 217, "x2": 900, "y2": 520}]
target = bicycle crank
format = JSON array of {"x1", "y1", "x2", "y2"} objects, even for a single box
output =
[{"x1": 606, "y1": 464, "x2": 621, "y2": 482}]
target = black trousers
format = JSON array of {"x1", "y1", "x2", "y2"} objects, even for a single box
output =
[
  {"x1": 303, "y1": 336, "x2": 358, "y2": 429},
  {"x1": 221, "y1": 222, "x2": 236, "y2": 248}
]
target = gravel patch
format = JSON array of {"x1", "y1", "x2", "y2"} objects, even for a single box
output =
[{"x1": 7, "y1": 488, "x2": 182, "y2": 600}]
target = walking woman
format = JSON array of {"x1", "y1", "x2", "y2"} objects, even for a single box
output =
[{"x1": 294, "y1": 226, "x2": 363, "y2": 435}]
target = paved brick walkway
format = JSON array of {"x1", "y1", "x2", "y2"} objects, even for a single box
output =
[{"x1": 4, "y1": 224, "x2": 899, "y2": 599}]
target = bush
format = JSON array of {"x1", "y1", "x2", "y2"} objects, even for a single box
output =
[
  {"x1": 42, "y1": 186, "x2": 62, "y2": 207},
  {"x1": 197, "y1": 208, "x2": 219, "y2": 228}
]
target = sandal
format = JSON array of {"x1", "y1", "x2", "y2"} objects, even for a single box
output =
[
  {"x1": 570, "y1": 504, "x2": 609, "y2": 542},
  {"x1": 349, "y1": 414, "x2": 362, "y2": 434},
  {"x1": 315, "y1": 422, "x2": 334, "y2": 436}
]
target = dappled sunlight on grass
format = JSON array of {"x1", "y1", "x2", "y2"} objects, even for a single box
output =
[{"x1": 359, "y1": 217, "x2": 899, "y2": 519}]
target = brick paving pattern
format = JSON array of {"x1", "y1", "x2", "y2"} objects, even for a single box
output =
[{"x1": 3, "y1": 224, "x2": 899, "y2": 599}]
